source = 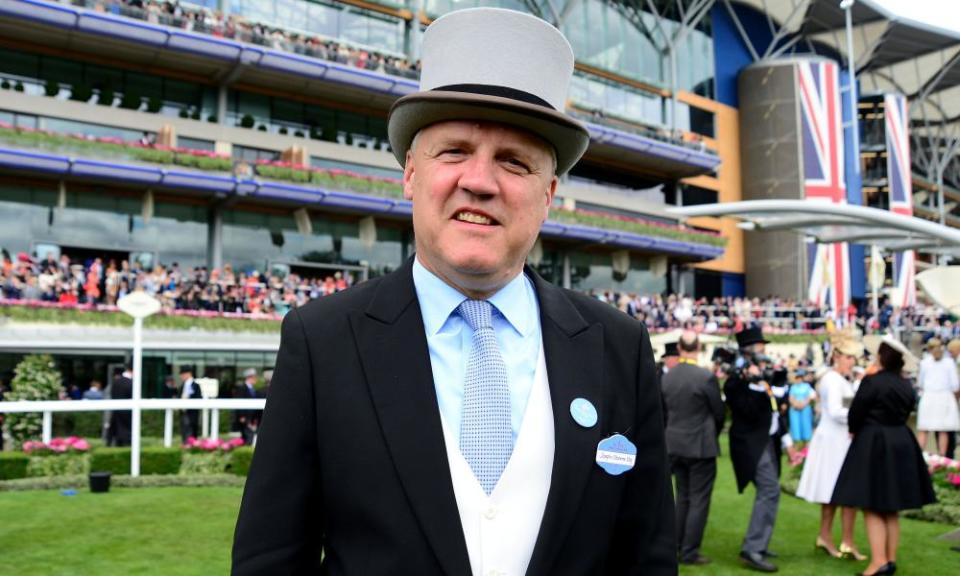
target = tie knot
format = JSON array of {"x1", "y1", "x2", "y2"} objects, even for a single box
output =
[{"x1": 458, "y1": 299, "x2": 493, "y2": 331}]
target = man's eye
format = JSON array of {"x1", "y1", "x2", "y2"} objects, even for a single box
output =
[
  {"x1": 505, "y1": 158, "x2": 531, "y2": 172},
  {"x1": 439, "y1": 148, "x2": 464, "y2": 157}
]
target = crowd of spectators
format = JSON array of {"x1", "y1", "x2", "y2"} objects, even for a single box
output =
[
  {"x1": 2, "y1": 249, "x2": 957, "y2": 339},
  {"x1": 590, "y1": 290, "x2": 959, "y2": 340},
  {"x1": 71, "y1": 0, "x2": 421, "y2": 79},
  {"x1": 1, "y1": 251, "x2": 354, "y2": 316}
]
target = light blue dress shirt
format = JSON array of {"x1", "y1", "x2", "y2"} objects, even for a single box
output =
[{"x1": 412, "y1": 257, "x2": 541, "y2": 444}]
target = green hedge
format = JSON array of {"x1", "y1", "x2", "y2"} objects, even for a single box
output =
[
  {"x1": 1, "y1": 304, "x2": 282, "y2": 334},
  {"x1": 89, "y1": 447, "x2": 182, "y2": 476},
  {"x1": 0, "y1": 473, "x2": 245, "y2": 492},
  {"x1": 27, "y1": 453, "x2": 88, "y2": 477},
  {"x1": 0, "y1": 452, "x2": 29, "y2": 480},
  {"x1": 90, "y1": 447, "x2": 131, "y2": 475},
  {"x1": 229, "y1": 447, "x2": 254, "y2": 477}
]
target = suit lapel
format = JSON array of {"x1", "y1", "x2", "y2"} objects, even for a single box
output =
[
  {"x1": 526, "y1": 271, "x2": 605, "y2": 576},
  {"x1": 350, "y1": 260, "x2": 472, "y2": 576}
]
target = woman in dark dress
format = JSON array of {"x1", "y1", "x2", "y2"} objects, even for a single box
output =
[{"x1": 832, "y1": 338, "x2": 937, "y2": 576}]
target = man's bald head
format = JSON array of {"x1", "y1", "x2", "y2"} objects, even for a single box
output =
[{"x1": 679, "y1": 330, "x2": 700, "y2": 358}]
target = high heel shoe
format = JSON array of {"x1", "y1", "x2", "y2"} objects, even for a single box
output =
[
  {"x1": 815, "y1": 536, "x2": 842, "y2": 558},
  {"x1": 857, "y1": 562, "x2": 895, "y2": 576},
  {"x1": 840, "y1": 543, "x2": 868, "y2": 561}
]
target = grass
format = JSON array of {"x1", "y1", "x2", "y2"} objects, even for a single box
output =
[
  {"x1": 0, "y1": 442, "x2": 955, "y2": 574},
  {"x1": 682, "y1": 438, "x2": 959, "y2": 575},
  {"x1": 0, "y1": 486, "x2": 242, "y2": 575}
]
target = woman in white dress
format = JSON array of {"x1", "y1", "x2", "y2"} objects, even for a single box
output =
[
  {"x1": 797, "y1": 330, "x2": 866, "y2": 560},
  {"x1": 916, "y1": 338, "x2": 960, "y2": 456}
]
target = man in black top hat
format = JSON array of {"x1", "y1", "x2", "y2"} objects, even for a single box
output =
[
  {"x1": 178, "y1": 365, "x2": 203, "y2": 442},
  {"x1": 724, "y1": 326, "x2": 783, "y2": 572}
]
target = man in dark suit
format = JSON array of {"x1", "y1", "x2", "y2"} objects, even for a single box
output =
[
  {"x1": 233, "y1": 368, "x2": 261, "y2": 445},
  {"x1": 724, "y1": 327, "x2": 784, "y2": 572},
  {"x1": 661, "y1": 331, "x2": 724, "y2": 566},
  {"x1": 178, "y1": 365, "x2": 203, "y2": 441},
  {"x1": 232, "y1": 8, "x2": 675, "y2": 576},
  {"x1": 109, "y1": 367, "x2": 133, "y2": 447}
]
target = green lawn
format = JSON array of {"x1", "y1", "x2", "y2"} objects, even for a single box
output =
[
  {"x1": 684, "y1": 439, "x2": 958, "y2": 575},
  {"x1": 0, "y1": 444, "x2": 956, "y2": 575},
  {"x1": 0, "y1": 486, "x2": 242, "y2": 575}
]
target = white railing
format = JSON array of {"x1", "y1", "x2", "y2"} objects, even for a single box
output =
[{"x1": 0, "y1": 398, "x2": 266, "y2": 476}]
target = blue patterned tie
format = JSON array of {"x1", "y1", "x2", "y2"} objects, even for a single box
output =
[{"x1": 458, "y1": 299, "x2": 513, "y2": 495}]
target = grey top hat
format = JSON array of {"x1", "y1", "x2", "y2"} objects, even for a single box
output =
[{"x1": 388, "y1": 8, "x2": 590, "y2": 175}]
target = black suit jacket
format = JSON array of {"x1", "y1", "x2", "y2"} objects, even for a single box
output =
[
  {"x1": 661, "y1": 363, "x2": 724, "y2": 459},
  {"x1": 232, "y1": 259, "x2": 676, "y2": 575},
  {"x1": 724, "y1": 373, "x2": 784, "y2": 493}
]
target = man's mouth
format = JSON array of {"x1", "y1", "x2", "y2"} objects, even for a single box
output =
[{"x1": 453, "y1": 210, "x2": 498, "y2": 226}]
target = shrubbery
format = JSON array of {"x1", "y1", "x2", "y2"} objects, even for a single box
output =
[
  {"x1": 0, "y1": 440, "x2": 249, "y2": 483},
  {"x1": 0, "y1": 452, "x2": 29, "y2": 480},
  {"x1": 4, "y1": 354, "x2": 62, "y2": 448}
]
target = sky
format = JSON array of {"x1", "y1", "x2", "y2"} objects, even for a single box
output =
[{"x1": 872, "y1": 0, "x2": 960, "y2": 34}]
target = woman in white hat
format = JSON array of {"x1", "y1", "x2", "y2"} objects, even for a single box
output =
[
  {"x1": 796, "y1": 329, "x2": 866, "y2": 560},
  {"x1": 916, "y1": 337, "x2": 960, "y2": 456},
  {"x1": 831, "y1": 336, "x2": 936, "y2": 576}
]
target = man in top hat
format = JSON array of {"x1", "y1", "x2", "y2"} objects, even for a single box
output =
[
  {"x1": 233, "y1": 368, "x2": 262, "y2": 445},
  {"x1": 178, "y1": 365, "x2": 203, "y2": 442},
  {"x1": 660, "y1": 341, "x2": 681, "y2": 375},
  {"x1": 724, "y1": 326, "x2": 784, "y2": 572},
  {"x1": 233, "y1": 8, "x2": 675, "y2": 576}
]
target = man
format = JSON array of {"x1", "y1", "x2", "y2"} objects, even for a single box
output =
[
  {"x1": 724, "y1": 326, "x2": 783, "y2": 572},
  {"x1": 83, "y1": 380, "x2": 105, "y2": 400},
  {"x1": 661, "y1": 331, "x2": 724, "y2": 566},
  {"x1": 659, "y1": 342, "x2": 680, "y2": 377},
  {"x1": 178, "y1": 365, "x2": 203, "y2": 442},
  {"x1": 109, "y1": 367, "x2": 133, "y2": 447},
  {"x1": 233, "y1": 8, "x2": 675, "y2": 575},
  {"x1": 233, "y1": 368, "x2": 261, "y2": 445}
]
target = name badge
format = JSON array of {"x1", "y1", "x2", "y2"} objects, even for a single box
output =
[{"x1": 595, "y1": 433, "x2": 637, "y2": 476}]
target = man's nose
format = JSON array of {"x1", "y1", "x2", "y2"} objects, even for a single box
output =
[{"x1": 457, "y1": 155, "x2": 499, "y2": 197}]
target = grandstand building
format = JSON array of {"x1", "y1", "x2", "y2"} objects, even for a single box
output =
[{"x1": 0, "y1": 0, "x2": 956, "y2": 394}]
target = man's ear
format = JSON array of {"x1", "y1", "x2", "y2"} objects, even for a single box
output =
[
  {"x1": 402, "y1": 150, "x2": 415, "y2": 200},
  {"x1": 542, "y1": 175, "x2": 558, "y2": 219}
]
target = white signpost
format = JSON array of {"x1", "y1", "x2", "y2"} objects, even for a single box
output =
[{"x1": 117, "y1": 291, "x2": 161, "y2": 477}]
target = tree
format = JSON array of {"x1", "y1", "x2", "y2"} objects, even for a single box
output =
[{"x1": 4, "y1": 355, "x2": 62, "y2": 448}]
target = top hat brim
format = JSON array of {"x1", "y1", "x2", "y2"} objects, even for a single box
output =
[{"x1": 388, "y1": 90, "x2": 590, "y2": 176}]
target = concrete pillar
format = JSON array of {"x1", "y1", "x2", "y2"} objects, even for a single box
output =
[
  {"x1": 207, "y1": 205, "x2": 223, "y2": 271},
  {"x1": 562, "y1": 252, "x2": 571, "y2": 290},
  {"x1": 218, "y1": 85, "x2": 228, "y2": 127}
]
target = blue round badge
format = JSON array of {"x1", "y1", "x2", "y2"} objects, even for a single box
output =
[{"x1": 570, "y1": 398, "x2": 598, "y2": 428}]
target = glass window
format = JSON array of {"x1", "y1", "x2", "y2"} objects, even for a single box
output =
[
  {"x1": 40, "y1": 118, "x2": 146, "y2": 142},
  {"x1": 0, "y1": 185, "x2": 207, "y2": 269},
  {"x1": 0, "y1": 47, "x2": 39, "y2": 78},
  {"x1": 310, "y1": 158, "x2": 401, "y2": 180},
  {"x1": 222, "y1": 210, "x2": 406, "y2": 277},
  {"x1": 568, "y1": 250, "x2": 666, "y2": 295},
  {"x1": 178, "y1": 136, "x2": 217, "y2": 152}
]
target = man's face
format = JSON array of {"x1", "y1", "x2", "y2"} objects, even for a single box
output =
[
  {"x1": 664, "y1": 356, "x2": 680, "y2": 369},
  {"x1": 403, "y1": 121, "x2": 558, "y2": 296}
]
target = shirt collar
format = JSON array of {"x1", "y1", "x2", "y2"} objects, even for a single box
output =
[{"x1": 412, "y1": 257, "x2": 536, "y2": 337}]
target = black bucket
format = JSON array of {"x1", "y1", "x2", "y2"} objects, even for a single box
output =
[{"x1": 89, "y1": 471, "x2": 111, "y2": 493}]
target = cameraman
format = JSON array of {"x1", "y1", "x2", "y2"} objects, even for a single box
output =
[{"x1": 724, "y1": 327, "x2": 785, "y2": 572}]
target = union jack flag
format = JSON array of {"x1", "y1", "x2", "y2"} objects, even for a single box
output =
[
  {"x1": 885, "y1": 93, "x2": 916, "y2": 307},
  {"x1": 797, "y1": 60, "x2": 850, "y2": 321}
]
